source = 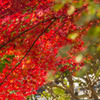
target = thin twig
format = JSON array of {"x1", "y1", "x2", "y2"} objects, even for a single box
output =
[
  {"x1": 0, "y1": 6, "x2": 85, "y2": 49},
  {"x1": 0, "y1": 18, "x2": 56, "y2": 86},
  {"x1": 0, "y1": 17, "x2": 56, "y2": 49}
]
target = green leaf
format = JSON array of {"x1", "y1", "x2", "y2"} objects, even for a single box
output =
[
  {"x1": 10, "y1": 91, "x2": 16, "y2": 94},
  {"x1": 57, "y1": 45, "x2": 71, "y2": 57},
  {"x1": 68, "y1": 33, "x2": 78, "y2": 40},
  {"x1": 64, "y1": 70, "x2": 69, "y2": 75},
  {"x1": 3, "y1": 55, "x2": 15, "y2": 59},
  {"x1": 96, "y1": 69, "x2": 100, "y2": 77},
  {"x1": 2, "y1": 59, "x2": 11, "y2": 64},
  {"x1": 88, "y1": 26, "x2": 100, "y2": 37},
  {"x1": 53, "y1": 4, "x2": 63, "y2": 11},
  {"x1": 75, "y1": 66, "x2": 88, "y2": 77},
  {"x1": 97, "y1": 45, "x2": 100, "y2": 51},
  {"x1": 53, "y1": 87, "x2": 65, "y2": 95},
  {"x1": 53, "y1": 0, "x2": 67, "y2": 11},
  {"x1": 0, "y1": 63, "x2": 5, "y2": 72},
  {"x1": 72, "y1": 0, "x2": 84, "y2": 8}
]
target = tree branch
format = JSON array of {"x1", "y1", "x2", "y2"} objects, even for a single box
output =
[
  {"x1": 0, "y1": 6, "x2": 85, "y2": 49},
  {"x1": 0, "y1": 17, "x2": 57, "y2": 49},
  {"x1": 0, "y1": 18, "x2": 56, "y2": 86}
]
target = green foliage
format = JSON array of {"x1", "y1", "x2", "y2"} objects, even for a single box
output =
[
  {"x1": 0, "y1": 55, "x2": 14, "y2": 72},
  {"x1": 96, "y1": 69, "x2": 100, "y2": 77},
  {"x1": 53, "y1": 87, "x2": 70, "y2": 100},
  {"x1": 43, "y1": 87, "x2": 70, "y2": 100},
  {"x1": 0, "y1": 63, "x2": 5, "y2": 73},
  {"x1": 55, "y1": 71, "x2": 61, "y2": 78},
  {"x1": 63, "y1": 70, "x2": 69, "y2": 76},
  {"x1": 76, "y1": 12, "x2": 97, "y2": 26},
  {"x1": 53, "y1": 87, "x2": 64, "y2": 95},
  {"x1": 57, "y1": 45, "x2": 71, "y2": 57},
  {"x1": 68, "y1": 33, "x2": 78, "y2": 40},
  {"x1": 41, "y1": 91, "x2": 51, "y2": 99},
  {"x1": 88, "y1": 26, "x2": 100, "y2": 37},
  {"x1": 53, "y1": 0, "x2": 67, "y2": 11},
  {"x1": 75, "y1": 66, "x2": 89, "y2": 77},
  {"x1": 53, "y1": 4, "x2": 64, "y2": 11},
  {"x1": 72, "y1": 0, "x2": 84, "y2": 8},
  {"x1": 3, "y1": 55, "x2": 15, "y2": 59},
  {"x1": 2, "y1": 59, "x2": 11, "y2": 64},
  {"x1": 76, "y1": 1, "x2": 100, "y2": 26}
]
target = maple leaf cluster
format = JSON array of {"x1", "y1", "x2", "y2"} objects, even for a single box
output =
[{"x1": 0, "y1": 0, "x2": 99, "y2": 99}]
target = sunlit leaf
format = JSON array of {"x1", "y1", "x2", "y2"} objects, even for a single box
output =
[
  {"x1": 75, "y1": 54, "x2": 83, "y2": 63},
  {"x1": 67, "y1": 5, "x2": 75, "y2": 15},
  {"x1": 68, "y1": 33, "x2": 78, "y2": 40}
]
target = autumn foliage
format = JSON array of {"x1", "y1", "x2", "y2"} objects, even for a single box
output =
[{"x1": 0, "y1": 0, "x2": 100, "y2": 99}]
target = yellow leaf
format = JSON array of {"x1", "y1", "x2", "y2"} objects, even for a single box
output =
[
  {"x1": 67, "y1": 5, "x2": 75, "y2": 15},
  {"x1": 68, "y1": 33, "x2": 78, "y2": 40},
  {"x1": 75, "y1": 54, "x2": 83, "y2": 63}
]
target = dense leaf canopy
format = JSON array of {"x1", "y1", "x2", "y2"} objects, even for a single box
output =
[{"x1": 0, "y1": 0, "x2": 100, "y2": 99}]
